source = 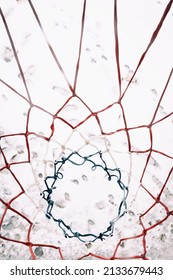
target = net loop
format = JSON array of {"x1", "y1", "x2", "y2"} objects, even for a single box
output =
[{"x1": 41, "y1": 151, "x2": 129, "y2": 242}]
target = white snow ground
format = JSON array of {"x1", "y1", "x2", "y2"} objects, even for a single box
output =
[{"x1": 0, "y1": 0, "x2": 173, "y2": 259}]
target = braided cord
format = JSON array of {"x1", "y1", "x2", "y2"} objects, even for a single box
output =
[{"x1": 41, "y1": 151, "x2": 129, "y2": 242}]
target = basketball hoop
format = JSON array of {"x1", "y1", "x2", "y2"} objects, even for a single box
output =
[{"x1": 0, "y1": 0, "x2": 173, "y2": 260}]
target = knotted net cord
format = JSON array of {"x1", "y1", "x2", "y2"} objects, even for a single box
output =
[{"x1": 42, "y1": 151, "x2": 128, "y2": 242}]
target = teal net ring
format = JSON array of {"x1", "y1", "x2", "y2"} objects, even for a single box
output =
[{"x1": 41, "y1": 151, "x2": 129, "y2": 243}]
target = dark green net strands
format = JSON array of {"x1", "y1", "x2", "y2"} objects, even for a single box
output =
[{"x1": 41, "y1": 151, "x2": 129, "y2": 243}]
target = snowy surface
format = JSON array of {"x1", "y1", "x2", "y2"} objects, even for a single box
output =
[{"x1": 0, "y1": 0, "x2": 173, "y2": 260}]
